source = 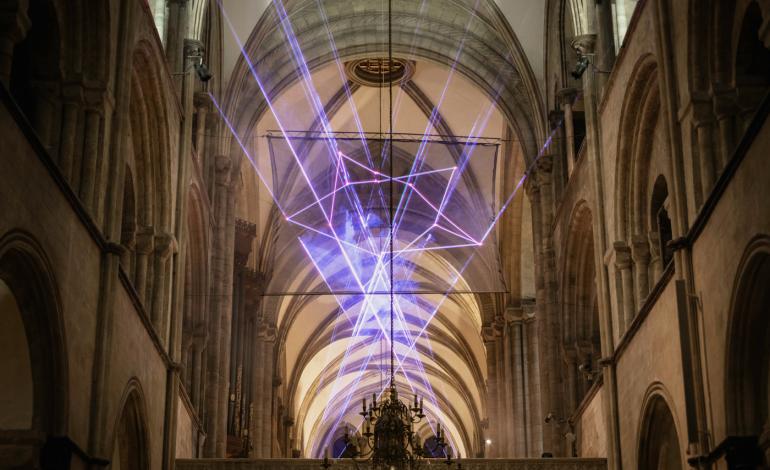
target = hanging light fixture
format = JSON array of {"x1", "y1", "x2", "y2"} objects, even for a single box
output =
[{"x1": 321, "y1": 0, "x2": 461, "y2": 469}]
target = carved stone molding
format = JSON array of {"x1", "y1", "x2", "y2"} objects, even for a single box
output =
[{"x1": 570, "y1": 34, "x2": 597, "y2": 55}]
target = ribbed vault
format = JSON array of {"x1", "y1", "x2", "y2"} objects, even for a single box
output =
[{"x1": 218, "y1": 0, "x2": 541, "y2": 459}]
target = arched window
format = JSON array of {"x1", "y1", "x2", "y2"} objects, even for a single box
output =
[{"x1": 8, "y1": 0, "x2": 61, "y2": 149}]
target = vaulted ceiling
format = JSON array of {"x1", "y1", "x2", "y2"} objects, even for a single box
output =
[{"x1": 208, "y1": 0, "x2": 542, "y2": 458}]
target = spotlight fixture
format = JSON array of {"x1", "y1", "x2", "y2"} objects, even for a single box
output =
[
  {"x1": 193, "y1": 62, "x2": 213, "y2": 82},
  {"x1": 571, "y1": 55, "x2": 590, "y2": 80},
  {"x1": 174, "y1": 42, "x2": 213, "y2": 82}
]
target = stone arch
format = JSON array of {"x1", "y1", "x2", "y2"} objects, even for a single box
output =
[
  {"x1": 181, "y1": 183, "x2": 210, "y2": 414},
  {"x1": 560, "y1": 201, "x2": 600, "y2": 411},
  {"x1": 0, "y1": 230, "x2": 68, "y2": 466},
  {"x1": 123, "y1": 37, "x2": 176, "y2": 335},
  {"x1": 221, "y1": 0, "x2": 544, "y2": 164},
  {"x1": 110, "y1": 380, "x2": 151, "y2": 470},
  {"x1": 7, "y1": 0, "x2": 62, "y2": 149},
  {"x1": 637, "y1": 386, "x2": 684, "y2": 470},
  {"x1": 725, "y1": 235, "x2": 770, "y2": 463},
  {"x1": 615, "y1": 54, "x2": 660, "y2": 241}
]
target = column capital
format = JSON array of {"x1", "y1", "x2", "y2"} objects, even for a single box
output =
[
  {"x1": 194, "y1": 91, "x2": 213, "y2": 110},
  {"x1": 154, "y1": 231, "x2": 178, "y2": 258},
  {"x1": 135, "y1": 227, "x2": 156, "y2": 254},
  {"x1": 605, "y1": 241, "x2": 632, "y2": 269},
  {"x1": 648, "y1": 231, "x2": 661, "y2": 258},
  {"x1": 557, "y1": 87, "x2": 580, "y2": 106},
  {"x1": 570, "y1": 34, "x2": 597, "y2": 55},
  {"x1": 631, "y1": 234, "x2": 651, "y2": 264},
  {"x1": 548, "y1": 110, "x2": 564, "y2": 131},
  {"x1": 184, "y1": 38, "x2": 204, "y2": 57},
  {"x1": 481, "y1": 324, "x2": 501, "y2": 343},
  {"x1": 215, "y1": 155, "x2": 232, "y2": 186},
  {"x1": 711, "y1": 86, "x2": 738, "y2": 118}
]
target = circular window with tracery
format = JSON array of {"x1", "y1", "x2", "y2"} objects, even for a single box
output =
[{"x1": 346, "y1": 58, "x2": 415, "y2": 87}]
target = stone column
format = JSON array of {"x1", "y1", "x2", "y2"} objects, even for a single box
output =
[
  {"x1": 502, "y1": 316, "x2": 515, "y2": 457},
  {"x1": 79, "y1": 101, "x2": 104, "y2": 213},
  {"x1": 612, "y1": 242, "x2": 635, "y2": 331},
  {"x1": 151, "y1": 231, "x2": 177, "y2": 338},
  {"x1": 58, "y1": 83, "x2": 83, "y2": 183},
  {"x1": 534, "y1": 155, "x2": 564, "y2": 456},
  {"x1": 508, "y1": 313, "x2": 527, "y2": 457},
  {"x1": 631, "y1": 234, "x2": 651, "y2": 304},
  {"x1": 261, "y1": 325, "x2": 276, "y2": 457},
  {"x1": 524, "y1": 313, "x2": 541, "y2": 457},
  {"x1": 216, "y1": 173, "x2": 238, "y2": 457},
  {"x1": 557, "y1": 88, "x2": 579, "y2": 175},
  {"x1": 204, "y1": 155, "x2": 232, "y2": 457},
  {"x1": 692, "y1": 100, "x2": 718, "y2": 198},
  {"x1": 251, "y1": 329, "x2": 266, "y2": 457},
  {"x1": 563, "y1": 346, "x2": 578, "y2": 413},
  {"x1": 194, "y1": 92, "x2": 210, "y2": 162},
  {"x1": 0, "y1": 0, "x2": 29, "y2": 86},
  {"x1": 134, "y1": 227, "x2": 155, "y2": 303},
  {"x1": 192, "y1": 333, "x2": 205, "y2": 412},
  {"x1": 648, "y1": 231, "x2": 663, "y2": 283},
  {"x1": 482, "y1": 324, "x2": 499, "y2": 458},
  {"x1": 713, "y1": 89, "x2": 737, "y2": 169},
  {"x1": 165, "y1": 0, "x2": 190, "y2": 88}
]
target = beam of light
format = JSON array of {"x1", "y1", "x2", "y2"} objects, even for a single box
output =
[{"x1": 212, "y1": 0, "x2": 567, "y2": 455}]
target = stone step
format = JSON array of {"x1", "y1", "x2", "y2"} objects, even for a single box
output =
[{"x1": 176, "y1": 458, "x2": 607, "y2": 470}]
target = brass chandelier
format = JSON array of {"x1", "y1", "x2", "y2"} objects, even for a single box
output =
[{"x1": 320, "y1": 1, "x2": 462, "y2": 469}]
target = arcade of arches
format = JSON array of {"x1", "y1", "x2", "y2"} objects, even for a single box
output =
[{"x1": 0, "y1": 1, "x2": 769, "y2": 469}]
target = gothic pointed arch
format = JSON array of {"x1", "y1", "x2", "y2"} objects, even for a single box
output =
[
  {"x1": 637, "y1": 386, "x2": 684, "y2": 470},
  {"x1": 0, "y1": 230, "x2": 68, "y2": 467},
  {"x1": 725, "y1": 235, "x2": 770, "y2": 464},
  {"x1": 110, "y1": 380, "x2": 151, "y2": 470}
]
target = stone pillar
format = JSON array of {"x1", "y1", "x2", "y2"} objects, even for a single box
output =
[
  {"x1": 502, "y1": 317, "x2": 515, "y2": 457},
  {"x1": 482, "y1": 325, "x2": 499, "y2": 457},
  {"x1": 0, "y1": 0, "x2": 30, "y2": 86},
  {"x1": 648, "y1": 231, "x2": 663, "y2": 283},
  {"x1": 251, "y1": 330, "x2": 265, "y2": 457},
  {"x1": 204, "y1": 155, "x2": 232, "y2": 457},
  {"x1": 563, "y1": 346, "x2": 578, "y2": 413},
  {"x1": 192, "y1": 333, "x2": 205, "y2": 412},
  {"x1": 557, "y1": 88, "x2": 579, "y2": 175},
  {"x1": 692, "y1": 100, "x2": 718, "y2": 198},
  {"x1": 194, "y1": 92, "x2": 210, "y2": 161},
  {"x1": 508, "y1": 312, "x2": 527, "y2": 457},
  {"x1": 216, "y1": 173, "x2": 238, "y2": 457},
  {"x1": 612, "y1": 242, "x2": 635, "y2": 331},
  {"x1": 134, "y1": 227, "x2": 155, "y2": 303},
  {"x1": 713, "y1": 89, "x2": 737, "y2": 169},
  {"x1": 534, "y1": 155, "x2": 564, "y2": 456},
  {"x1": 151, "y1": 231, "x2": 176, "y2": 337},
  {"x1": 79, "y1": 102, "x2": 104, "y2": 213},
  {"x1": 595, "y1": 0, "x2": 616, "y2": 92},
  {"x1": 631, "y1": 234, "x2": 651, "y2": 304},
  {"x1": 165, "y1": 0, "x2": 190, "y2": 73},
  {"x1": 261, "y1": 325, "x2": 276, "y2": 457},
  {"x1": 58, "y1": 83, "x2": 83, "y2": 183},
  {"x1": 524, "y1": 313, "x2": 542, "y2": 457}
]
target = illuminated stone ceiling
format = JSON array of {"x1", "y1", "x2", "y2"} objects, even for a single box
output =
[{"x1": 207, "y1": 0, "x2": 543, "y2": 458}]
